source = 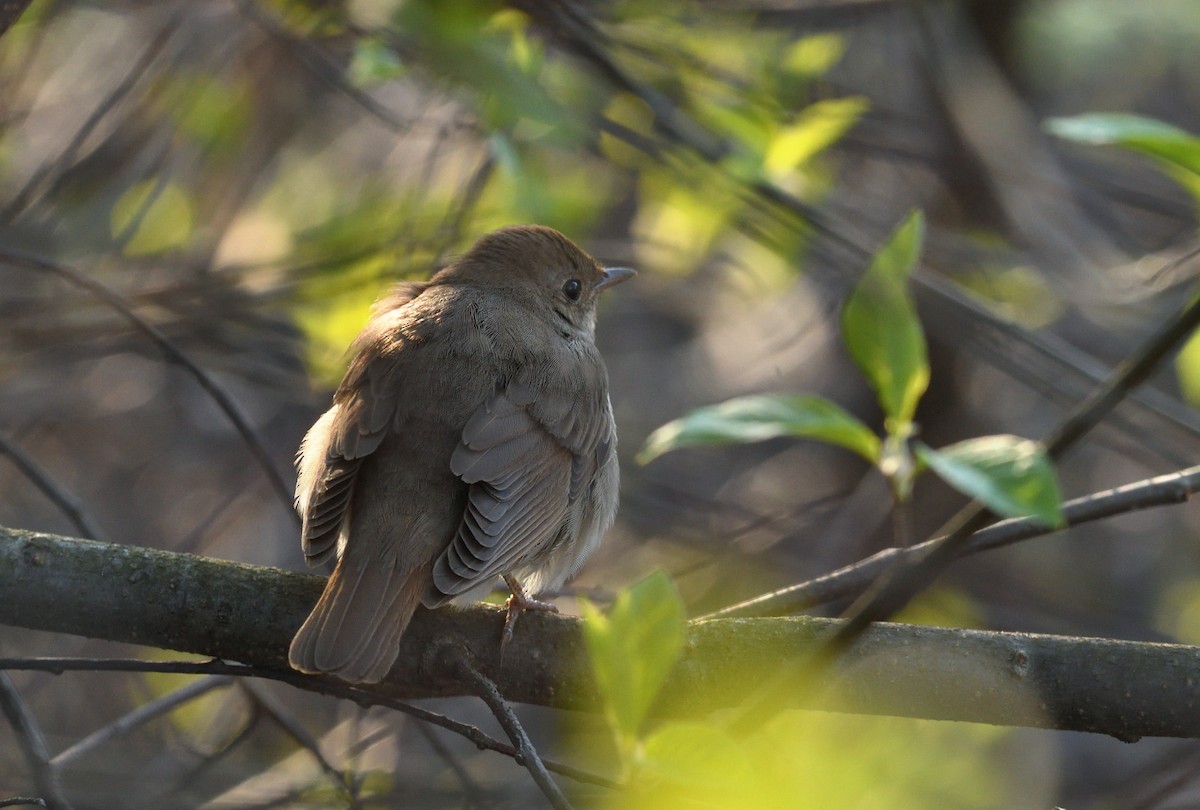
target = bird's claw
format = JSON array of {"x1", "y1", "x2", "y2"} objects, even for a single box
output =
[{"x1": 500, "y1": 575, "x2": 558, "y2": 662}]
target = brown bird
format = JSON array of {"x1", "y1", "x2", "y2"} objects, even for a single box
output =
[{"x1": 288, "y1": 225, "x2": 632, "y2": 683}]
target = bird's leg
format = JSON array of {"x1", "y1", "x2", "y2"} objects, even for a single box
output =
[{"x1": 501, "y1": 574, "x2": 558, "y2": 659}]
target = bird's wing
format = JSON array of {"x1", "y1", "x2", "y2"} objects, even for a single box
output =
[
  {"x1": 295, "y1": 283, "x2": 426, "y2": 565},
  {"x1": 429, "y1": 382, "x2": 613, "y2": 600},
  {"x1": 296, "y1": 352, "x2": 402, "y2": 565}
]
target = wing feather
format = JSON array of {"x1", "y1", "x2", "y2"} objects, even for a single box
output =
[{"x1": 429, "y1": 389, "x2": 577, "y2": 601}]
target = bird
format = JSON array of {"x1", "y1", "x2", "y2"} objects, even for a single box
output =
[{"x1": 287, "y1": 224, "x2": 633, "y2": 683}]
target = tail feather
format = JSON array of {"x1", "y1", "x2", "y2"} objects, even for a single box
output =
[{"x1": 289, "y1": 555, "x2": 426, "y2": 683}]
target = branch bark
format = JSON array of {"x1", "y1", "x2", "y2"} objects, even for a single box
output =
[{"x1": 3, "y1": 526, "x2": 1200, "y2": 741}]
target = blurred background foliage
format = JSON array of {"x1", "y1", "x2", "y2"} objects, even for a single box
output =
[{"x1": 3, "y1": 0, "x2": 1200, "y2": 806}]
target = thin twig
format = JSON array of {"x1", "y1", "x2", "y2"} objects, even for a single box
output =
[
  {"x1": 52, "y1": 675, "x2": 233, "y2": 768},
  {"x1": 414, "y1": 720, "x2": 489, "y2": 808},
  {"x1": 702, "y1": 464, "x2": 1200, "y2": 619},
  {"x1": 0, "y1": 431, "x2": 107, "y2": 542},
  {"x1": 0, "y1": 249, "x2": 296, "y2": 516},
  {"x1": 238, "y1": 1, "x2": 410, "y2": 133},
  {"x1": 0, "y1": 673, "x2": 72, "y2": 810},
  {"x1": 0, "y1": 657, "x2": 620, "y2": 790},
  {"x1": 147, "y1": 709, "x2": 260, "y2": 806},
  {"x1": 0, "y1": 799, "x2": 47, "y2": 809},
  {"x1": 445, "y1": 646, "x2": 574, "y2": 810},
  {"x1": 240, "y1": 680, "x2": 363, "y2": 809},
  {"x1": 1, "y1": 10, "x2": 181, "y2": 221}
]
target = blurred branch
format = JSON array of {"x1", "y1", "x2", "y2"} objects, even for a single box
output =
[
  {"x1": 413, "y1": 721, "x2": 489, "y2": 806},
  {"x1": 1, "y1": 11, "x2": 180, "y2": 222},
  {"x1": 0, "y1": 249, "x2": 298, "y2": 518},
  {"x1": 240, "y1": 680, "x2": 363, "y2": 808},
  {"x1": 238, "y1": 0, "x2": 410, "y2": 133},
  {"x1": 51, "y1": 675, "x2": 233, "y2": 768},
  {"x1": 0, "y1": 653, "x2": 618, "y2": 790},
  {"x1": 5, "y1": 526, "x2": 1200, "y2": 740},
  {"x1": 0, "y1": 431, "x2": 108, "y2": 542},
  {"x1": 0, "y1": 0, "x2": 33, "y2": 40},
  {"x1": 706, "y1": 463, "x2": 1200, "y2": 619},
  {"x1": 523, "y1": 0, "x2": 1200, "y2": 470},
  {"x1": 0, "y1": 673, "x2": 71, "y2": 810}
]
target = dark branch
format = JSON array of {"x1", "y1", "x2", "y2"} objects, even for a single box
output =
[
  {"x1": 0, "y1": 431, "x2": 108, "y2": 542},
  {"x1": 447, "y1": 646, "x2": 574, "y2": 810},
  {"x1": 0, "y1": 249, "x2": 297, "y2": 516},
  {"x1": 0, "y1": 673, "x2": 72, "y2": 810}
]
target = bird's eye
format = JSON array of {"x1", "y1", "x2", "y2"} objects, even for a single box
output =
[{"x1": 562, "y1": 279, "x2": 582, "y2": 301}]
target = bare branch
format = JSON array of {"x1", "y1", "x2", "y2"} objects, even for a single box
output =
[
  {"x1": 0, "y1": 655, "x2": 619, "y2": 789},
  {"x1": 445, "y1": 645, "x2": 574, "y2": 810},
  {"x1": 706, "y1": 464, "x2": 1200, "y2": 619},
  {"x1": 240, "y1": 680, "x2": 363, "y2": 808},
  {"x1": 0, "y1": 673, "x2": 72, "y2": 810},
  {"x1": 0, "y1": 431, "x2": 108, "y2": 542},
  {"x1": 1, "y1": 11, "x2": 182, "y2": 221},
  {"x1": 52, "y1": 675, "x2": 234, "y2": 769},
  {"x1": 0, "y1": 250, "x2": 297, "y2": 517},
  {"x1": 0, "y1": 0, "x2": 34, "y2": 41}
]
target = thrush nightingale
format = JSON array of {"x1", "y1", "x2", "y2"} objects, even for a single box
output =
[{"x1": 288, "y1": 225, "x2": 633, "y2": 683}]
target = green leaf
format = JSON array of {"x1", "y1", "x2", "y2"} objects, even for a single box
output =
[
  {"x1": 111, "y1": 180, "x2": 194, "y2": 256},
  {"x1": 915, "y1": 436, "x2": 1065, "y2": 528},
  {"x1": 764, "y1": 96, "x2": 869, "y2": 179},
  {"x1": 1045, "y1": 113, "x2": 1200, "y2": 176},
  {"x1": 637, "y1": 721, "x2": 754, "y2": 794},
  {"x1": 580, "y1": 571, "x2": 686, "y2": 749},
  {"x1": 636, "y1": 394, "x2": 881, "y2": 465},
  {"x1": 1175, "y1": 325, "x2": 1200, "y2": 408},
  {"x1": 349, "y1": 38, "x2": 405, "y2": 87},
  {"x1": 781, "y1": 34, "x2": 846, "y2": 78},
  {"x1": 841, "y1": 210, "x2": 929, "y2": 427},
  {"x1": 1045, "y1": 114, "x2": 1200, "y2": 201}
]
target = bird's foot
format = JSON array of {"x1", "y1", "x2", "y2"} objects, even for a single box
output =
[{"x1": 501, "y1": 575, "x2": 558, "y2": 661}]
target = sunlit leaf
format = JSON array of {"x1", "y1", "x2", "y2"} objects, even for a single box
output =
[
  {"x1": 915, "y1": 435, "x2": 1064, "y2": 527},
  {"x1": 581, "y1": 571, "x2": 685, "y2": 751},
  {"x1": 349, "y1": 38, "x2": 405, "y2": 87},
  {"x1": 764, "y1": 96, "x2": 868, "y2": 179},
  {"x1": 637, "y1": 394, "x2": 880, "y2": 465},
  {"x1": 635, "y1": 721, "x2": 754, "y2": 796},
  {"x1": 1175, "y1": 324, "x2": 1200, "y2": 408},
  {"x1": 841, "y1": 210, "x2": 928, "y2": 428},
  {"x1": 738, "y1": 711, "x2": 1012, "y2": 809},
  {"x1": 632, "y1": 181, "x2": 733, "y2": 275},
  {"x1": 477, "y1": 145, "x2": 612, "y2": 235},
  {"x1": 1154, "y1": 577, "x2": 1200, "y2": 645},
  {"x1": 161, "y1": 74, "x2": 251, "y2": 158},
  {"x1": 782, "y1": 34, "x2": 846, "y2": 78},
  {"x1": 599, "y1": 92, "x2": 657, "y2": 168},
  {"x1": 111, "y1": 180, "x2": 194, "y2": 256}
]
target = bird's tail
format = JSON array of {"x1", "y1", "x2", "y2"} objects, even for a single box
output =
[{"x1": 288, "y1": 555, "x2": 427, "y2": 683}]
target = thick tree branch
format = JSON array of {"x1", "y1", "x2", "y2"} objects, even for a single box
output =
[{"x1": 3, "y1": 526, "x2": 1200, "y2": 741}]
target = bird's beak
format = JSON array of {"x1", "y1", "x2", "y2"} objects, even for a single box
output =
[{"x1": 595, "y1": 266, "x2": 636, "y2": 291}]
